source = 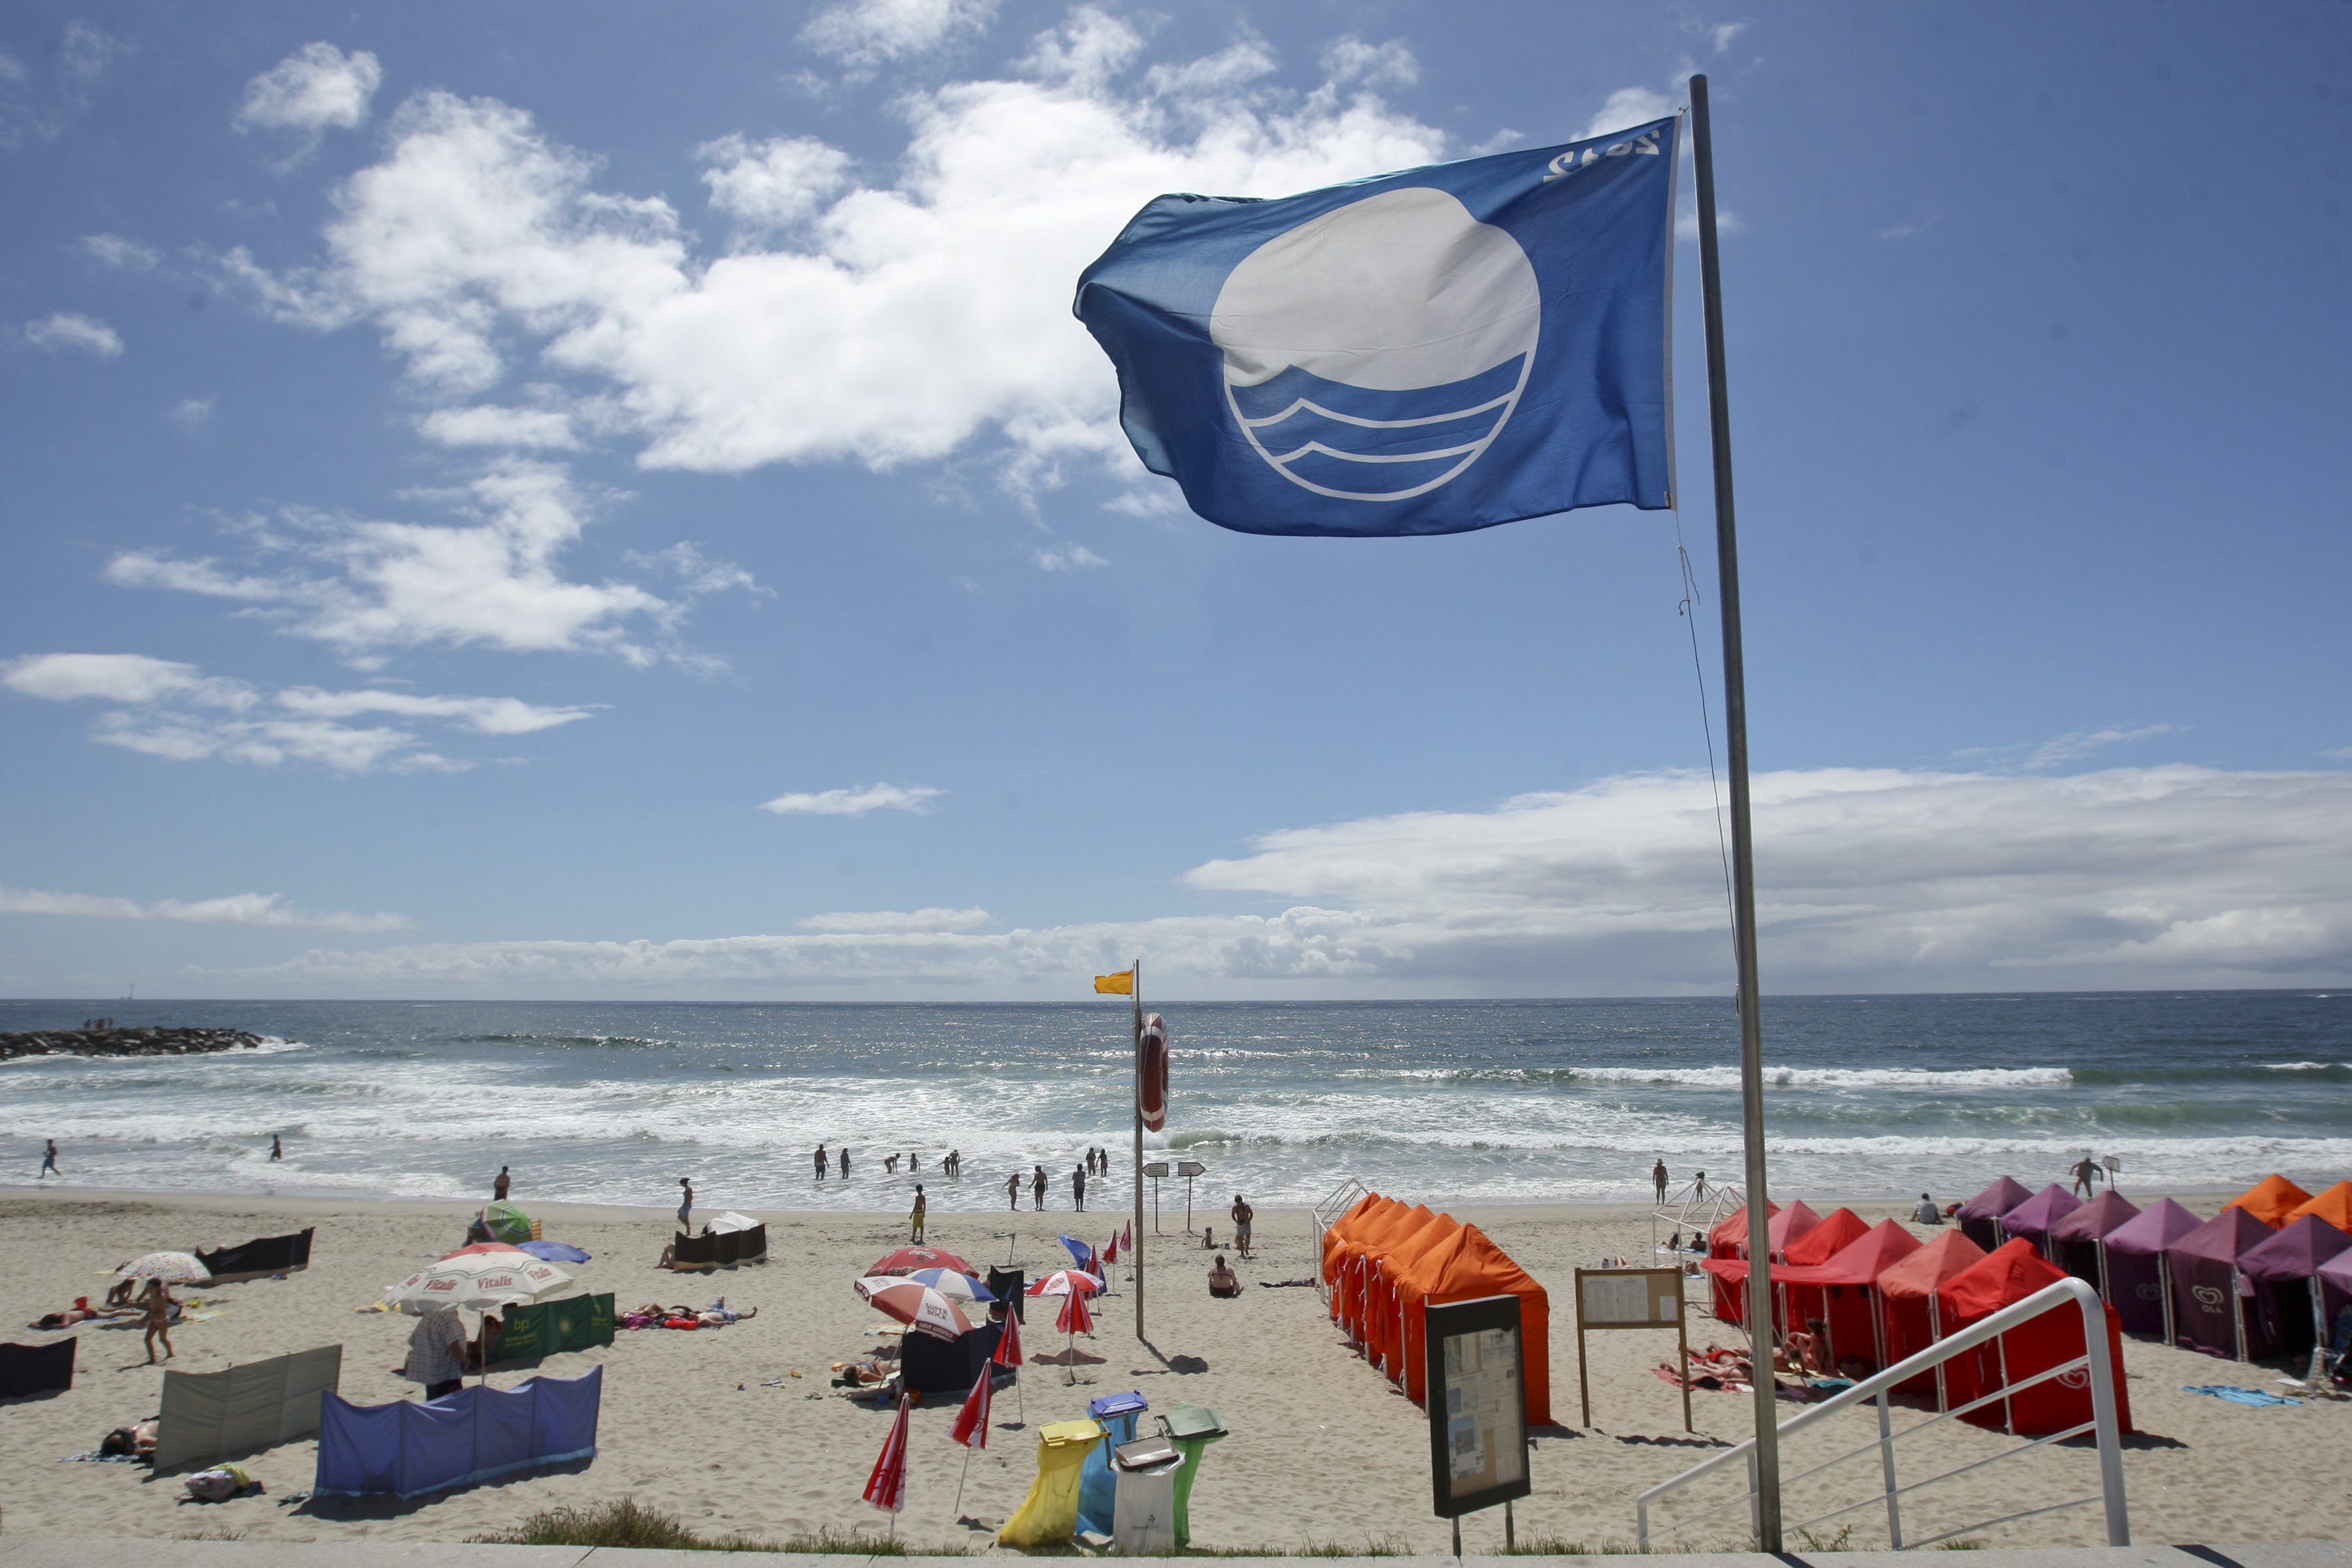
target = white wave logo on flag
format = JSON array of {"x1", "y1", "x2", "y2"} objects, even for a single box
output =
[{"x1": 1210, "y1": 187, "x2": 1539, "y2": 502}]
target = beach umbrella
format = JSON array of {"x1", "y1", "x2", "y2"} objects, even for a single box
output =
[
  {"x1": 870, "y1": 1245, "x2": 977, "y2": 1278},
  {"x1": 948, "y1": 1351, "x2": 994, "y2": 1517},
  {"x1": 1058, "y1": 1232, "x2": 1094, "y2": 1268},
  {"x1": 994, "y1": 1296, "x2": 1026, "y2": 1425},
  {"x1": 1026, "y1": 1268, "x2": 1103, "y2": 1300},
  {"x1": 900, "y1": 1267, "x2": 992, "y2": 1303},
  {"x1": 518, "y1": 1239, "x2": 591, "y2": 1264},
  {"x1": 388, "y1": 1253, "x2": 572, "y2": 1314},
  {"x1": 855, "y1": 1276, "x2": 977, "y2": 1341},
  {"x1": 862, "y1": 1393, "x2": 913, "y2": 1523},
  {"x1": 477, "y1": 1201, "x2": 534, "y2": 1243},
  {"x1": 116, "y1": 1251, "x2": 210, "y2": 1285},
  {"x1": 1054, "y1": 1281, "x2": 1095, "y2": 1383},
  {"x1": 440, "y1": 1241, "x2": 532, "y2": 1260},
  {"x1": 1103, "y1": 1234, "x2": 1119, "y2": 1267}
]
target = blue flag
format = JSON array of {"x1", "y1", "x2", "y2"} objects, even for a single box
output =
[{"x1": 1073, "y1": 118, "x2": 1680, "y2": 538}]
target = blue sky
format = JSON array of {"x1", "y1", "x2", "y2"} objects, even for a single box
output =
[{"x1": 2, "y1": 0, "x2": 2348, "y2": 1000}]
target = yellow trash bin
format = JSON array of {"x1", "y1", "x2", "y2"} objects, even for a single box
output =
[{"x1": 996, "y1": 1418, "x2": 1104, "y2": 1545}]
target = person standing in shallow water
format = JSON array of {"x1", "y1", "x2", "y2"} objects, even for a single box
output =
[
  {"x1": 839, "y1": 1147, "x2": 851, "y2": 1178},
  {"x1": 1073, "y1": 1163, "x2": 1087, "y2": 1212},
  {"x1": 270, "y1": 1135, "x2": 283, "y2": 1162},
  {"x1": 1032, "y1": 1165, "x2": 1048, "y2": 1210},
  {"x1": 494, "y1": 1164, "x2": 510, "y2": 1200},
  {"x1": 813, "y1": 1144, "x2": 828, "y2": 1182},
  {"x1": 1652, "y1": 1159, "x2": 1668, "y2": 1203},
  {"x1": 1006, "y1": 1170, "x2": 1022, "y2": 1210}
]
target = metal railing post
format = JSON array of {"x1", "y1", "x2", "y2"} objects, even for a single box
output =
[
  {"x1": 1877, "y1": 1387, "x2": 1903, "y2": 1549},
  {"x1": 2077, "y1": 1282, "x2": 2131, "y2": 1547},
  {"x1": 1747, "y1": 1450, "x2": 1761, "y2": 1543}
]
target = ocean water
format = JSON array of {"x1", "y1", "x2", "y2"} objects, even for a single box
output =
[{"x1": 1, "y1": 992, "x2": 2347, "y2": 1215}]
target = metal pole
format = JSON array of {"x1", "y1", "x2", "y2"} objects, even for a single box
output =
[
  {"x1": 1691, "y1": 71, "x2": 1781, "y2": 1552},
  {"x1": 1133, "y1": 959, "x2": 1144, "y2": 1343}
]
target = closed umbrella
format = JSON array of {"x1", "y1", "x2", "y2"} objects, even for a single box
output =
[
  {"x1": 949, "y1": 1346, "x2": 995, "y2": 1518},
  {"x1": 116, "y1": 1251, "x2": 210, "y2": 1285},
  {"x1": 855, "y1": 1276, "x2": 977, "y2": 1342},
  {"x1": 863, "y1": 1393, "x2": 913, "y2": 1529},
  {"x1": 1052, "y1": 1284, "x2": 1095, "y2": 1382},
  {"x1": 994, "y1": 1296, "x2": 1026, "y2": 1425}
]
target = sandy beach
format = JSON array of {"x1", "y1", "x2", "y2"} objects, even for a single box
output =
[{"x1": 0, "y1": 1185, "x2": 2343, "y2": 1553}]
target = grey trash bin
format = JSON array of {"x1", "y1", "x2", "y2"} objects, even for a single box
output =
[{"x1": 1112, "y1": 1435, "x2": 1185, "y2": 1555}]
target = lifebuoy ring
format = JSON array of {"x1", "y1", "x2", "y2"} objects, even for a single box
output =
[{"x1": 1138, "y1": 1013, "x2": 1170, "y2": 1131}]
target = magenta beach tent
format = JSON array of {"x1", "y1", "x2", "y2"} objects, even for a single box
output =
[
  {"x1": 2318, "y1": 1247, "x2": 2352, "y2": 1347},
  {"x1": 2238, "y1": 1215, "x2": 2352, "y2": 1365},
  {"x1": 2100, "y1": 1196, "x2": 2201, "y2": 1340},
  {"x1": 1996, "y1": 1184, "x2": 2082, "y2": 1262},
  {"x1": 2165, "y1": 1206, "x2": 2278, "y2": 1360},
  {"x1": 2048, "y1": 1190, "x2": 2140, "y2": 1294},
  {"x1": 1956, "y1": 1176, "x2": 2033, "y2": 1251}
]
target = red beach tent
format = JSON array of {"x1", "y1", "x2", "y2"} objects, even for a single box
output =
[
  {"x1": 1956, "y1": 1176, "x2": 2033, "y2": 1251},
  {"x1": 2165, "y1": 1206, "x2": 2278, "y2": 1360},
  {"x1": 1705, "y1": 1202, "x2": 1776, "y2": 1324},
  {"x1": 1997, "y1": 1184, "x2": 2082, "y2": 1262},
  {"x1": 1937, "y1": 1239, "x2": 2131, "y2": 1437},
  {"x1": 1784, "y1": 1208, "x2": 1871, "y2": 1267},
  {"x1": 2098, "y1": 1196, "x2": 2202, "y2": 1340},
  {"x1": 1772, "y1": 1219, "x2": 1920, "y2": 1373},
  {"x1": 1874, "y1": 1230, "x2": 1986, "y2": 1401},
  {"x1": 2047, "y1": 1190, "x2": 2140, "y2": 1293},
  {"x1": 2225, "y1": 1174, "x2": 2313, "y2": 1231}
]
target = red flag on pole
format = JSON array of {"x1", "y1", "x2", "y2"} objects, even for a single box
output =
[
  {"x1": 950, "y1": 1364, "x2": 993, "y2": 1449},
  {"x1": 862, "y1": 1393, "x2": 912, "y2": 1514},
  {"x1": 992, "y1": 1306, "x2": 1024, "y2": 1367}
]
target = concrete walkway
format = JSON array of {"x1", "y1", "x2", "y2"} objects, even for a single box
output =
[{"x1": 2, "y1": 1539, "x2": 2348, "y2": 1568}]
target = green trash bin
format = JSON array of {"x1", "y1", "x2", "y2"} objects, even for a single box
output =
[{"x1": 1158, "y1": 1403, "x2": 1228, "y2": 1547}]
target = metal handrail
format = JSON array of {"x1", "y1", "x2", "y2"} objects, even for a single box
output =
[{"x1": 1636, "y1": 1276, "x2": 2128, "y2": 1551}]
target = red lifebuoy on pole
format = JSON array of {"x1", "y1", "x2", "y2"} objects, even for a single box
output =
[{"x1": 1137, "y1": 1012, "x2": 1170, "y2": 1132}]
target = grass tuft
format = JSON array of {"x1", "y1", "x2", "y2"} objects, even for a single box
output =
[
  {"x1": 471, "y1": 1500, "x2": 923, "y2": 1554},
  {"x1": 1502, "y1": 1540, "x2": 1646, "y2": 1555}
]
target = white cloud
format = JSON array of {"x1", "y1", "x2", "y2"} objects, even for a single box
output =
[
  {"x1": 169, "y1": 397, "x2": 214, "y2": 428},
  {"x1": 221, "y1": 13, "x2": 1452, "y2": 487},
  {"x1": 17, "y1": 311, "x2": 123, "y2": 357},
  {"x1": 1709, "y1": 22, "x2": 1750, "y2": 54},
  {"x1": 800, "y1": 907, "x2": 991, "y2": 933},
  {"x1": 759, "y1": 782, "x2": 945, "y2": 817},
  {"x1": 0, "y1": 884, "x2": 407, "y2": 932},
  {"x1": 60, "y1": 23, "x2": 124, "y2": 85},
  {"x1": 1877, "y1": 215, "x2": 1942, "y2": 241},
  {"x1": 81, "y1": 233, "x2": 159, "y2": 270},
  {"x1": 234, "y1": 42, "x2": 382, "y2": 136},
  {"x1": 1319, "y1": 39, "x2": 1418, "y2": 90},
  {"x1": 5, "y1": 651, "x2": 589, "y2": 773},
  {"x1": 102, "y1": 460, "x2": 738, "y2": 664},
  {"x1": 1033, "y1": 543, "x2": 1107, "y2": 571},
  {"x1": 800, "y1": 0, "x2": 998, "y2": 69},
  {"x1": 699, "y1": 134, "x2": 853, "y2": 238},
  {"x1": 415, "y1": 404, "x2": 582, "y2": 449},
  {"x1": 1579, "y1": 86, "x2": 1675, "y2": 142},
  {"x1": 205, "y1": 764, "x2": 2352, "y2": 997},
  {"x1": 1956, "y1": 724, "x2": 2178, "y2": 771}
]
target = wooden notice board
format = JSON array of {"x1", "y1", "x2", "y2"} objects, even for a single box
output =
[
  {"x1": 1423, "y1": 1293, "x2": 1531, "y2": 1522},
  {"x1": 1572, "y1": 1266, "x2": 1690, "y2": 1431}
]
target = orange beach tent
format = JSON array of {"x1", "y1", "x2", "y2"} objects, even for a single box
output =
[
  {"x1": 1393, "y1": 1221, "x2": 1551, "y2": 1426},
  {"x1": 1339, "y1": 1202, "x2": 1437, "y2": 1336},
  {"x1": 1360, "y1": 1210, "x2": 1462, "y2": 1375},
  {"x1": 2226, "y1": 1174, "x2": 2313, "y2": 1230},
  {"x1": 2287, "y1": 1180, "x2": 2352, "y2": 1232}
]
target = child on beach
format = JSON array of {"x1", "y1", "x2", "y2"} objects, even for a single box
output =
[
  {"x1": 909, "y1": 1184, "x2": 927, "y2": 1243},
  {"x1": 141, "y1": 1278, "x2": 176, "y2": 1364}
]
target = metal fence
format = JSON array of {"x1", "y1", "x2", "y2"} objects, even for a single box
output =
[{"x1": 1636, "y1": 1276, "x2": 2130, "y2": 1551}]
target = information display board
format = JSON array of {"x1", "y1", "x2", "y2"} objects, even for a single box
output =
[
  {"x1": 1423, "y1": 1294, "x2": 1531, "y2": 1522},
  {"x1": 1572, "y1": 1267, "x2": 1689, "y2": 1431}
]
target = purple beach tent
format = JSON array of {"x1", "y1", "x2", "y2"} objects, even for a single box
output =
[
  {"x1": 2048, "y1": 1190, "x2": 2140, "y2": 1295},
  {"x1": 1997, "y1": 1184, "x2": 2082, "y2": 1262},
  {"x1": 2238, "y1": 1215, "x2": 2352, "y2": 1366},
  {"x1": 2165, "y1": 1206, "x2": 2279, "y2": 1361},
  {"x1": 2099, "y1": 1197, "x2": 2201, "y2": 1340},
  {"x1": 2319, "y1": 1247, "x2": 2352, "y2": 1352},
  {"x1": 1955, "y1": 1176, "x2": 2033, "y2": 1252}
]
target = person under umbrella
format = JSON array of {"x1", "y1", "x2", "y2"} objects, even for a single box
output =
[{"x1": 386, "y1": 1252, "x2": 574, "y2": 1385}]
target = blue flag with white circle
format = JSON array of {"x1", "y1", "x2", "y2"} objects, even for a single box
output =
[{"x1": 1074, "y1": 118, "x2": 1680, "y2": 538}]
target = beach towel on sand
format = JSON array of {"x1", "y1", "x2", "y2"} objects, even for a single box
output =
[{"x1": 2181, "y1": 1384, "x2": 2302, "y2": 1406}]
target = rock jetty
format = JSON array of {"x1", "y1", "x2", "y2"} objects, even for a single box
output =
[{"x1": 0, "y1": 1026, "x2": 266, "y2": 1062}]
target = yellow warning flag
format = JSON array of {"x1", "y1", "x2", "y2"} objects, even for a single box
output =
[{"x1": 1093, "y1": 969, "x2": 1135, "y2": 995}]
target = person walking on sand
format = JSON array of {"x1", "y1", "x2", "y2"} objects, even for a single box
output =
[
  {"x1": 814, "y1": 1144, "x2": 829, "y2": 1183},
  {"x1": 2070, "y1": 1153, "x2": 2103, "y2": 1199},
  {"x1": 1072, "y1": 1163, "x2": 1087, "y2": 1212},
  {"x1": 493, "y1": 1164, "x2": 510, "y2": 1200},
  {"x1": 677, "y1": 1177, "x2": 694, "y2": 1229},
  {"x1": 270, "y1": 1135, "x2": 283, "y2": 1162},
  {"x1": 141, "y1": 1278, "x2": 175, "y2": 1365},
  {"x1": 910, "y1": 1184, "x2": 927, "y2": 1243},
  {"x1": 1032, "y1": 1165, "x2": 1048, "y2": 1210},
  {"x1": 1652, "y1": 1159, "x2": 1669, "y2": 1203},
  {"x1": 39, "y1": 1138, "x2": 60, "y2": 1178},
  {"x1": 1006, "y1": 1170, "x2": 1022, "y2": 1210},
  {"x1": 1230, "y1": 1195, "x2": 1255, "y2": 1260}
]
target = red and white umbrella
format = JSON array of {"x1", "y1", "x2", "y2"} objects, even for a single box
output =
[
  {"x1": 868, "y1": 1245, "x2": 977, "y2": 1278},
  {"x1": 1026, "y1": 1268, "x2": 1103, "y2": 1300},
  {"x1": 855, "y1": 1275, "x2": 977, "y2": 1342},
  {"x1": 1056, "y1": 1287, "x2": 1095, "y2": 1337},
  {"x1": 862, "y1": 1393, "x2": 911, "y2": 1516},
  {"x1": 992, "y1": 1298, "x2": 1026, "y2": 1426},
  {"x1": 439, "y1": 1241, "x2": 530, "y2": 1261},
  {"x1": 950, "y1": 1363, "x2": 993, "y2": 1450}
]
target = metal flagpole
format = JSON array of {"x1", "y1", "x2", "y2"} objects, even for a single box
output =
[
  {"x1": 1133, "y1": 958, "x2": 1145, "y2": 1342},
  {"x1": 1689, "y1": 72, "x2": 1780, "y2": 1553}
]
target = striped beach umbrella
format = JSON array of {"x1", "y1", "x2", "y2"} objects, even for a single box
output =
[{"x1": 855, "y1": 1276, "x2": 976, "y2": 1342}]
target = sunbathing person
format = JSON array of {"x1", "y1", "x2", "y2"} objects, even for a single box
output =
[
  {"x1": 105, "y1": 1277, "x2": 139, "y2": 1310},
  {"x1": 1208, "y1": 1255, "x2": 1241, "y2": 1298}
]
